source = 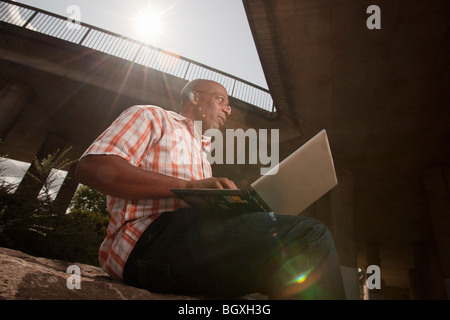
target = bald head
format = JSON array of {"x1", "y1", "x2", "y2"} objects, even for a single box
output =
[
  {"x1": 179, "y1": 79, "x2": 231, "y2": 132},
  {"x1": 180, "y1": 79, "x2": 224, "y2": 105}
]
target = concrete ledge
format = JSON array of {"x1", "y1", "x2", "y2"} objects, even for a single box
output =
[
  {"x1": 0, "y1": 247, "x2": 267, "y2": 300},
  {"x1": 0, "y1": 247, "x2": 199, "y2": 300}
]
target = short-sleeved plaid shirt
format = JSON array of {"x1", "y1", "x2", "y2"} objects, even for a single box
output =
[{"x1": 81, "y1": 105, "x2": 212, "y2": 280}]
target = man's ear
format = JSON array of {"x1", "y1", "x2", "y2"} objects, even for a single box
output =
[{"x1": 189, "y1": 90, "x2": 198, "y2": 104}]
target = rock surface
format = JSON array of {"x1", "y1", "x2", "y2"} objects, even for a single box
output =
[{"x1": 0, "y1": 247, "x2": 198, "y2": 300}]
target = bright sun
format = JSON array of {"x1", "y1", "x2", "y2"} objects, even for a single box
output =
[{"x1": 134, "y1": 7, "x2": 164, "y2": 43}]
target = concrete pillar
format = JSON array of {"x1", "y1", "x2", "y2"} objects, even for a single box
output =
[
  {"x1": 408, "y1": 269, "x2": 419, "y2": 300},
  {"x1": 329, "y1": 168, "x2": 359, "y2": 300},
  {"x1": 366, "y1": 241, "x2": 384, "y2": 300},
  {"x1": 14, "y1": 134, "x2": 67, "y2": 199},
  {"x1": 422, "y1": 167, "x2": 450, "y2": 299},
  {"x1": 0, "y1": 80, "x2": 33, "y2": 140},
  {"x1": 309, "y1": 168, "x2": 357, "y2": 299},
  {"x1": 300, "y1": 167, "x2": 358, "y2": 299},
  {"x1": 411, "y1": 240, "x2": 447, "y2": 299},
  {"x1": 52, "y1": 162, "x2": 80, "y2": 214}
]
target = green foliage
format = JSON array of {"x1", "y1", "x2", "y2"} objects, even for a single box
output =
[
  {"x1": 0, "y1": 145, "x2": 110, "y2": 266},
  {"x1": 69, "y1": 185, "x2": 109, "y2": 217},
  {"x1": 0, "y1": 190, "x2": 54, "y2": 251},
  {"x1": 41, "y1": 209, "x2": 109, "y2": 265}
]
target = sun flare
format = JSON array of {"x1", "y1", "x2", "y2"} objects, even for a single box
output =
[{"x1": 134, "y1": 7, "x2": 164, "y2": 43}]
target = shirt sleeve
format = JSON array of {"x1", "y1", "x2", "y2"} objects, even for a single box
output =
[{"x1": 81, "y1": 106, "x2": 162, "y2": 166}]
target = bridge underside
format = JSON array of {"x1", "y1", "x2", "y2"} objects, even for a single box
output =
[
  {"x1": 0, "y1": 21, "x2": 289, "y2": 173},
  {"x1": 243, "y1": 0, "x2": 450, "y2": 299}
]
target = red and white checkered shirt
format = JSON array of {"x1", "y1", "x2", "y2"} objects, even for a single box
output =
[{"x1": 81, "y1": 105, "x2": 212, "y2": 280}]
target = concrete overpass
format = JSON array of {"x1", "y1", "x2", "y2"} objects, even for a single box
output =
[
  {"x1": 243, "y1": 0, "x2": 450, "y2": 299},
  {"x1": 1, "y1": 0, "x2": 449, "y2": 299}
]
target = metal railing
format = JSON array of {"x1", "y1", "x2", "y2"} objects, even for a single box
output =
[{"x1": 0, "y1": 0, "x2": 275, "y2": 113}]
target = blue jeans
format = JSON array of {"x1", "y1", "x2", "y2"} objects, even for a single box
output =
[{"x1": 123, "y1": 208, "x2": 346, "y2": 299}]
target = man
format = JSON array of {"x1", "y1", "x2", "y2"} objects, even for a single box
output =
[{"x1": 75, "y1": 79, "x2": 346, "y2": 299}]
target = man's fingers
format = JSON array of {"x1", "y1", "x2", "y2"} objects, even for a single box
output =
[
  {"x1": 213, "y1": 179, "x2": 224, "y2": 189},
  {"x1": 220, "y1": 178, "x2": 237, "y2": 189},
  {"x1": 186, "y1": 177, "x2": 237, "y2": 189},
  {"x1": 215, "y1": 178, "x2": 237, "y2": 189}
]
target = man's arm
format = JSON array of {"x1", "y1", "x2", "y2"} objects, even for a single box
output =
[{"x1": 74, "y1": 154, "x2": 236, "y2": 200}]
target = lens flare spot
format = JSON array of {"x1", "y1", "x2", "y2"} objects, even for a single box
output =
[
  {"x1": 289, "y1": 268, "x2": 313, "y2": 285},
  {"x1": 294, "y1": 273, "x2": 308, "y2": 284}
]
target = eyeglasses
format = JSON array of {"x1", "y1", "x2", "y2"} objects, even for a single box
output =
[{"x1": 194, "y1": 90, "x2": 231, "y2": 112}]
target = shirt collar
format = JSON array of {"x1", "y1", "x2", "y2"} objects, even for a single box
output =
[
  {"x1": 202, "y1": 135, "x2": 212, "y2": 152},
  {"x1": 169, "y1": 111, "x2": 211, "y2": 152},
  {"x1": 168, "y1": 110, "x2": 189, "y2": 123}
]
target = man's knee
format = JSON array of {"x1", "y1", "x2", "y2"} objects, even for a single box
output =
[{"x1": 285, "y1": 216, "x2": 336, "y2": 253}]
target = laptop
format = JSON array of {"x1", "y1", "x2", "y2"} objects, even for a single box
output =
[{"x1": 171, "y1": 129, "x2": 338, "y2": 215}]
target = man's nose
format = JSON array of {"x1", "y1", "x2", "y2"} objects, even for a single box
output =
[{"x1": 223, "y1": 105, "x2": 231, "y2": 117}]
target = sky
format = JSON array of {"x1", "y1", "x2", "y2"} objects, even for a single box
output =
[{"x1": 13, "y1": 0, "x2": 268, "y2": 89}]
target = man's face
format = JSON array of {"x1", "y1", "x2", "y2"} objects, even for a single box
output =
[{"x1": 194, "y1": 83, "x2": 231, "y2": 130}]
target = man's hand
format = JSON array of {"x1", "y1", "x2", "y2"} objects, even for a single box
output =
[{"x1": 186, "y1": 177, "x2": 237, "y2": 190}]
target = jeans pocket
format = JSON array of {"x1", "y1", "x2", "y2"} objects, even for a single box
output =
[{"x1": 135, "y1": 259, "x2": 174, "y2": 293}]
